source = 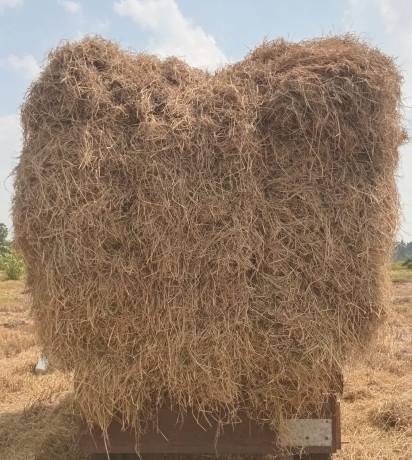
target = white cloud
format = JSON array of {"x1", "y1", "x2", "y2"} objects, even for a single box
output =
[
  {"x1": 114, "y1": 0, "x2": 227, "y2": 70},
  {"x1": 0, "y1": 0, "x2": 22, "y2": 11},
  {"x1": 0, "y1": 114, "x2": 21, "y2": 231},
  {"x1": 344, "y1": 0, "x2": 412, "y2": 239},
  {"x1": 8, "y1": 54, "x2": 41, "y2": 80},
  {"x1": 58, "y1": 0, "x2": 82, "y2": 15}
]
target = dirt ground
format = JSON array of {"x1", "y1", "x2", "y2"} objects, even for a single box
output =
[{"x1": 0, "y1": 278, "x2": 411, "y2": 459}]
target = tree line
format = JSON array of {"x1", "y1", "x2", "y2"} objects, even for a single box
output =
[{"x1": 393, "y1": 240, "x2": 412, "y2": 261}]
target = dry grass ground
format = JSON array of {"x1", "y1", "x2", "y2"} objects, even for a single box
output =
[
  {"x1": 0, "y1": 277, "x2": 84, "y2": 459},
  {"x1": 334, "y1": 280, "x2": 412, "y2": 459},
  {"x1": 0, "y1": 273, "x2": 411, "y2": 459}
]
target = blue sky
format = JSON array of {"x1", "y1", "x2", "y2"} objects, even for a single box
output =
[{"x1": 0, "y1": 0, "x2": 411, "y2": 239}]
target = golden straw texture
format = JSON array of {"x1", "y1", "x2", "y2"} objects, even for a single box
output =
[{"x1": 12, "y1": 35, "x2": 406, "y2": 438}]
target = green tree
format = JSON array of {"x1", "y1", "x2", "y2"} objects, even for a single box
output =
[
  {"x1": 393, "y1": 240, "x2": 407, "y2": 261},
  {"x1": 2, "y1": 251, "x2": 25, "y2": 280},
  {"x1": 0, "y1": 223, "x2": 9, "y2": 256},
  {"x1": 402, "y1": 257, "x2": 412, "y2": 270},
  {"x1": 406, "y1": 241, "x2": 412, "y2": 259},
  {"x1": 393, "y1": 240, "x2": 412, "y2": 261}
]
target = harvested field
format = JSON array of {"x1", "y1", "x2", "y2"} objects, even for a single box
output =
[
  {"x1": 12, "y1": 35, "x2": 406, "y2": 438},
  {"x1": 334, "y1": 281, "x2": 412, "y2": 459},
  {"x1": 0, "y1": 276, "x2": 411, "y2": 459},
  {"x1": 0, "y1": 278, "x2": 82, "y2": 460}
]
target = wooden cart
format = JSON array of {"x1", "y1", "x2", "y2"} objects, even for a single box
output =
[{"x1": 80, "y1": 395, "x2": 341, "y2": 459}]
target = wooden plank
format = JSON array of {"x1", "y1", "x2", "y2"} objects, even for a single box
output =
[{"x1": 80, "y1": 396, "x2": 340, "y2": 456}]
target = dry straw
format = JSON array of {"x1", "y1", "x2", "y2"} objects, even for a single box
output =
[{"x1": 12, "y1": 35, "x2": 406, "y2": 441}]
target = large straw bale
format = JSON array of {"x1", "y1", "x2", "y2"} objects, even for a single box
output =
[{"x1": 12, "y1": 35, "x2": 405, "y2": 438}]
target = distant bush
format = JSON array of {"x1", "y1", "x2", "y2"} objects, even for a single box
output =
[
  {"x1": 0, "y1": 256, "x2": 5, "y2": 271},
  {"x1": 1, "y1": 252, "x2": 25, "y2": 280},
  {"x1": 402, "y1": 258, "x2": 412, "y2": 270},
  {"x1": 0, "y1": 223, "x2": 9, "y2": 256}
]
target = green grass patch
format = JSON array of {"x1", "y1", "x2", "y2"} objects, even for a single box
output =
[{"x1": 391, "y1": 261, "x2": 412, "y2": 283}]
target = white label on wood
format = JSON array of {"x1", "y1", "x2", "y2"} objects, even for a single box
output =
[{"x1": 281, "y1": 418, "x2": 332, "y2": 447}]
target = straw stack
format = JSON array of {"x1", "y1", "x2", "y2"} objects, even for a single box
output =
[{"x1": 13, "y1": 35, "x2": 405, "y2": 437}]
